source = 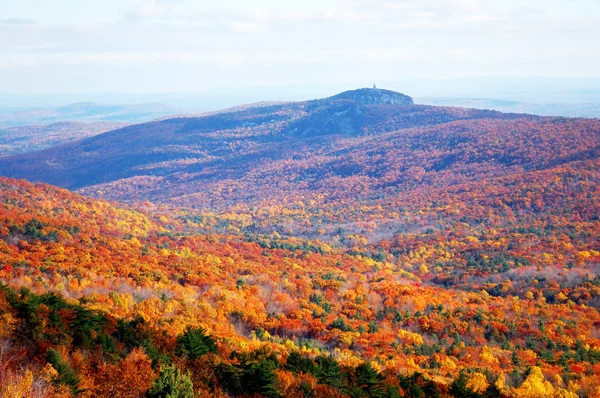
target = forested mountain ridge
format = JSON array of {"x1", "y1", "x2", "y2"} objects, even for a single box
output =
[{"x1": 0, "y1": 87, "x2": 548, "y2": 207}]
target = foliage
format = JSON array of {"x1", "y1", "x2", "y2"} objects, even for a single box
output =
[
  {"x1": 147, "y1": 365, "x2": 194, "y2": 398},
  {"x1": 175, "y1": 327, "x2": 217, "y2": 360},
  {"x1": 45, "y1": 349, "x2": 81, "y2": 393},
  {"x1": 0, "y1": 131, "x2": 599, "y2": 398}
]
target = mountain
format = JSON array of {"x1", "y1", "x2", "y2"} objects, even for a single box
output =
[
  {"x1": 0, "y1": 87, "x2": 556, "y2": 204},
  {"x1": 0, "y1": 120, "x2": 128, "y2": 156},
  {"x1": 1, "y1": 87, "x2": 599, "y2": 212},
  {"x1": 0, "y1": 101, "x2": 180, "y2": 127}
]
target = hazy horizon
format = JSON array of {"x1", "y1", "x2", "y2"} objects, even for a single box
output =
[
  {"x1": 2, "y1": 77, "x2": 600, "y2": 110},
  {"x1": 2, "y1": 0, "x2": 600, "y2": 95}
]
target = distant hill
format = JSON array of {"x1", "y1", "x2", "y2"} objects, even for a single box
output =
[
  {"x1": 419, "y1": 97, "x2": 600, "y2": 119},
  {"x1": 0, "y1": 102, "x2": 180, "y2": 127},
  {"x1": 0, "y1": 87, "x2": 598, "y2": 212},
  {"x1": 0, "y1": 121, "x2": 128, "y2": 156}
]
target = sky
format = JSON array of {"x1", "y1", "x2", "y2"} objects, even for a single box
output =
[{"x1": 1, "y1": 0, "x2": 600, "y2": 94}]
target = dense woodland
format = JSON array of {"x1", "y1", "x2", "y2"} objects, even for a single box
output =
[
  {"x1": 0, "y1": 170, "x2": 599, "y2": 397},
  {"x1": 0, "y1": 89, "x2": 599, "y2": 397}
]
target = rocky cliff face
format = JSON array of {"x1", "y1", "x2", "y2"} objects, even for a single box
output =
[
  {"x1": 285, "y1": 88, "x2": 415, "y2": 138},
  {"x1": 328, "y1": 88, "x2": 413, "y2": 105}
]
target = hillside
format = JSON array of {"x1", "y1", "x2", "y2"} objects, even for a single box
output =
[
  {"x1": 0, "y1": 88, "x2": 546, "y2": 203},
  {"x1": 0, "y1": 121, "x2": 128, "y2": 156},
  {"x1": 1, "y1": 177, "x2": 599, "y2": 397},
  {"x1": 0, "y1": 88, "x2": 598, "y2": 216}
]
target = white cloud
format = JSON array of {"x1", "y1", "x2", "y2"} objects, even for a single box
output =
[
  {"x1": 0, "y1": 0, "x2": 599, "y2": 92},
  {"x1": 0, "y1": 51, "x2": 245, "y2": 68},
  {"x1": 123, "y1": 0, "x2": 172, "y2": 20}
]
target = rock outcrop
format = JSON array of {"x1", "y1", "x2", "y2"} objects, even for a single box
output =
[{"x1": 328, "y1": 88, "x2": 413, "y2": 106}]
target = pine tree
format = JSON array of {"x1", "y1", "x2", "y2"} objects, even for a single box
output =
[
  {"x1": 175, "y1": 327, "x2": 217, "y2": 360},
  {"x1": 355, "y1": 363, "x2": 385, "y2": 397},
  {"x1": 147, "y1": 365, "x2": 194, "y2": 398},
  {"x1": 314, "y1": 355, "x2": 344, "y2": 388}
]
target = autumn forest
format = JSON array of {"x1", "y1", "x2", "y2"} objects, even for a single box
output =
[{"x1": 0, "y1": 88, "x2": 599, "y2": 397}]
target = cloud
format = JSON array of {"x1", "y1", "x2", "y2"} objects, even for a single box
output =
[
  {"x1": 0, "y1": 0, "x2": 599, "y2": 92},
  {"x1": 0, "y1": 51, "x2": 241, "y2": 68},
  {"x1": 123, "y1": 0, "x2": 172, "y2": 20},
  {"x1": 1, "y1": 17, "x2": 38, "y2": 25}
]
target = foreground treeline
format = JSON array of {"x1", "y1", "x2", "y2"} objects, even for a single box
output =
[{"x1": 0, "y1": 284, "x2": 554, "y2": 397}]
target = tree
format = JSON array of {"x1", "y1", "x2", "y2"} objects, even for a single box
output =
[
  {"x1": 147, "y1": 365, "x2": 194, "y2": 398},
  {"x1": 450, "y1": 372, "x2": 483, "y2": 398},
  {"x1": 240, "y1": 359, "x2": 281, "y2": 397},
  {"x1": 314, "y1": 356, "x2": 344, "y2": 388},
  {"x1": 218, "y1": 349, "x2": 281, "y2": 397},
  {"x1": 286, "y1": 351, "x2": 316, "y2": 375},
  {"x1": 354, "y1": 363, "x2": 385, "y2": 397},
  {"x1": 46, "y1": 349, "x2": 81, "y2": 394},
  {"x1": 94, "y1": 348, "x2": 155, "y2": 398},
  {"x1": 175, "y1": 327, "x2": 217, "y2": 360},
  {"x1": 398, "y1": 373, "x2": 440, "y2": 398},
  {"x1": 0, "y1": 369, "x2": 34, "y2": 398}
]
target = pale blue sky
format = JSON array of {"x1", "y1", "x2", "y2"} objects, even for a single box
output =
[{"x1": 1, "y1": 0, "x2": 599, "y2": 93}]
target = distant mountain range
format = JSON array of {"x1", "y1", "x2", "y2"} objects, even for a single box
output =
[
  {"x1": 419, "y1": 97, "x2": 600, "y2": 119},
  {"x1": 3, "y1": 77, "x2": 600, "y2": 119},
  {"x1": 0, "y1": 102, "x2": 180, "y2": 128},
  {"x1": 1, "y1": 87, "x2": 598, "y2": 213},
  {"x1": 0, "y1": 121, "x2": 128, "y2": 156}
]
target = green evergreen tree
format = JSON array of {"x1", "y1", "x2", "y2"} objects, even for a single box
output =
[
  {"x1": 398, "y1": 373, "x2": 440, "y2": 398},
  {"x1": 217, "y1": 349, "x2": 281, "y2": 397},
  {"x1": 46, "y1": 349, "x2": 81, "y2": 394},
  {"x1": 175, "y1": 326, "x2": 217, "y2": 360},
  {"x1": 240, "y1": 359, "x2": 281, "y2": 397},
  {"x1": 147, "y1": 365, "x2": 194, "y2": 398},
  {"x1": 314, "y1": 355, "x2": 345, "y2": 388},
  {"x1": 449, "y1": 372, "x2": 483, "y2": 398},
  {"x1": 354, "y1": 363, "x2": 385, "y2": 397},
  {"x1": 286, "y1": 351, "x2": 316, "y2": 374}
]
